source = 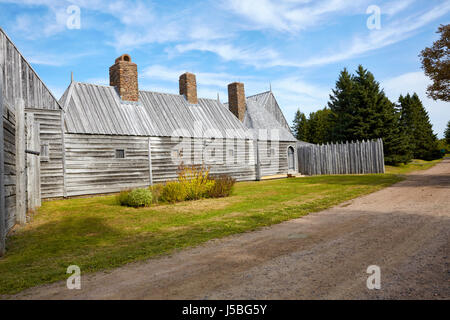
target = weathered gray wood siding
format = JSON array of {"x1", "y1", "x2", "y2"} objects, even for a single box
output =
[
  {"x1": 26, "y1": 108, "x2": 64, "y2": 198},
  {"x1": 0, "y1": 69, "x2": 5, "y2": 255},
  {"x1": 258, "y1": 140, "x2": 295, "y2": 177},
  {"x1": 298, "y1": 139, "x2": 385, "y2": 176},
  {"x1": 2, "y1": 97, "x2": 16, "y2": 232},
  {"x1": 64, "y1": 134, "x2": 151, "y2": 197},
  {"x1": 149, "y1": 137, "x2": 256, "y2": 183},
  {"x1": 0, "y1": 28, "x2": 60, "y2": 112},
  {"x1": 63, "y1": 134, "x2": 258, "y2": 197}
]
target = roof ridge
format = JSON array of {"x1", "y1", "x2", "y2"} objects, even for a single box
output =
[
  {"x1": 74, "y1": 82, "x2": 221, "y2": 102},
  {"x1": 246, "y1": 91, "x2": 271, "y2": 99}
]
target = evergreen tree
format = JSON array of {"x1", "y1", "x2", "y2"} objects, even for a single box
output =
[
  {"x1": 399, "y1": 93, "x2": 439, "y2": 160},
  {"x1": 445, "y1": 120, "x2": 450, "y2": 145},
  {"x1": 292, "y1": 109, "x2": 308, "y2": 141},
  {"x1": 306, "y1": 108, "x2": 333, "y2": 144},
  {"x1": 328, "y1": 68, "x2": 355, "y2": 141},
  {"x1": 328, "y1": 65, "x2": 412, "y2": 164}
]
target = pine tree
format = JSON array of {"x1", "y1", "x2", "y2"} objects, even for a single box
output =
[
  {"x1": 399, "y1": 93, "x2": 439, "y2": 160},
  {"x1": 292, "y1": 109, "x2": 308, "y2": 142},
  {"x1": 306, "y1": 108, "x2": 333, "y2": 144},
  {"x1": 328, "y1": 68, "x2": 354, "y2": 141},
  {"x1": 328, "y1": 65, "x2": 412, "y2": 164},
  {"x1": 445, "y1": 120, "x2": 450, "y2": 145}
]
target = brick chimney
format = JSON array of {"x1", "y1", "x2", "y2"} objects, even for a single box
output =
[
  {"x1": 109, "y1": 54, "x2": 139, "y2": 102},
  {"x1": 179, "y1": 72, "x2": 198, "y2": 104},
  {"x1": 228, "y1": 82, "x2": 246, "y2": 122}
]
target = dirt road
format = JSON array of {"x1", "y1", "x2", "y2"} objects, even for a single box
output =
[{"x1": 12, "y1": 159, "x2": 450, "y2": 300}]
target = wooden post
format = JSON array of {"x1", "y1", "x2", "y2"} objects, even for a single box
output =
[
  {"x1": 15, "y1": 98, "x2": 26, "y2": 225},
  {"x1": 34, "y1": 123, "x2": 41, "y2": 208},
  {"x1": 148, "y1": 137, "x2": 153, "y2": 186},
  {"x1": 254, "y1": 139, "x2": 261, "y2": 181},
  {"x1": 61, "y1": 110, "x2": 67, "y2": 198},
  {"x1": 0, "y1": 69, "x2": 6, "y2": 256},
  {"x1": 26, "y1": 114, "x2": 35, "y2": 211}
]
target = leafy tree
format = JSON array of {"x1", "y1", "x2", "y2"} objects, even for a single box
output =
[
  {"x1": 419, "y1": 24, "x2": 450, "y2": 102},
  {"x1": 445, "y1": 120, "x2": 450, "y2": 145},
  {"x1": 292, "y1": 109, "x2": 308, "y2": 141}
]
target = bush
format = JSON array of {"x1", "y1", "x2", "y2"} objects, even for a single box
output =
[
  {"x1": 207, "y1": 175, "x2": 236, "y2": 198},
  {"x1": 178, "y1": 164, "x2": 214, "y2": 200},
  {"x1": 117, "y1": 188, "x2": 152, "y2": 208},
  {"x1": 160, "y1": 181, "x2": 187, "y2": 203},
  {"x1": 149, "y1": 184, "x2": 164, "y2": 204},
  {"x1": 117, "y1": 189, "x2": 131, "y2": 206}
]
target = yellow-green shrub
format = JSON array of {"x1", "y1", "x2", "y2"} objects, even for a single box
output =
[
  {"x1": 117, "y1": 188, "x2": 152, "y2": 208},
  {"x1": 117, "y1": 189, "x2": 131, "y2": 206},
  {"x1": 160, "y1": 181, "x2": 187, "y2": 203},
  {"x1": 177, "y1": 164, "x2": 215, "y2": 200},
  {"x1": 149, "y1": 184, "x2": 164, "y2": 204}
]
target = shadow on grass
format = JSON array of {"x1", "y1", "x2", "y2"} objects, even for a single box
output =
[{"x1": 292, "y1": 174, "x2": 402, "y2": 187}]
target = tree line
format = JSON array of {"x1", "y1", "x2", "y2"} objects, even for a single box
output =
[{"x1": 292, "y1": 65, "x2": 445, "y2": 165}]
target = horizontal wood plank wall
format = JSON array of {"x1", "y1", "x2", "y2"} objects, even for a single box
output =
[
  {"x1": 0, "y1": 29, "x2": 60, "y2": 112},
  {"x1": 258, "y1": 141, "x2": 295, "y2": 177},
  {"x1": 149, "y1": 137, "x2": 257, "y2": 183},
  {"x1": 25, "y1": 108, "x2": 64, "y2": 198},
  {"x1": 298, "y1": 139, "x2": 385, "y2": 176},
  {"x1": 64, "y1": 134, "x2": 151, "y2": 197},
  {"x1": 2, "y1": 98, "x2": 16, "y2": 232}
]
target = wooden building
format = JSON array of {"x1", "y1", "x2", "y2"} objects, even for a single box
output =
[
  {"x1": 0, "y1": 27, "x2": 64, "y2": 255},
  {"x1": 0, "y1": 29, "x2": 302, "y2": 254},
  {"x1": 58, "y1": 54, "x2": 300, "y2": 197}
]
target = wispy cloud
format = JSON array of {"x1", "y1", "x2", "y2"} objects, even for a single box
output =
[
  {"x1": 223, "y1": 0, "x2": 369, "y2": 32},
  {"x1": 142, "y1": 65, "x2": 253, "y2": 88},
  {"x1": 296, "y1": 1, "x2": 450, "y2": 67}
]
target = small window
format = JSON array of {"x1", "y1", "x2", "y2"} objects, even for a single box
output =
[
  {"x1": 40, "y1": 142, "x2": 49, "y2": 162},
  {"x1": 115, "y1": 149, "x2": 125, "y2": 159},
  {"x1": 211, "y1": 148, "x2": 216, "y2": 157}
]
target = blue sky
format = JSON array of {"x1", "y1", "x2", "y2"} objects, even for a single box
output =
[{"x1": 0, "y1": 0, "x2": 449, "y2": 137}]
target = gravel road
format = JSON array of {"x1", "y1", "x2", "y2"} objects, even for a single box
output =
[{"x1": 10, "y1": 159, "x2": 450, "y2": 300}]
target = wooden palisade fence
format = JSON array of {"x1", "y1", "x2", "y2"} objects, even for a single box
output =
[{"x1": 298, "y1": 139, "x2": 385, "y2": 176}]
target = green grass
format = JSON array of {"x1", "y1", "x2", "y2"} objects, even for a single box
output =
[
  {"x1": 0, "y1": 158, "x2": 441, "y2": 294},
  {"x1": 385, "y1": 158, "x2": 442, "y2": 175}
]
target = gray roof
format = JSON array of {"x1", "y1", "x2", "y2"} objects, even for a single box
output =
[
  {"x1": 225, "y1": 91, "x2": 297, "y2": 142},
  {"x1": 244, "y1": 91, "x2": 297, "y2": 142},
  {"x1": 61, "y1": 82, "x2": 252, "y2": 139}
]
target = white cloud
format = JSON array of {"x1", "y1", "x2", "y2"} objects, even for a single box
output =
[
  {"x1": 297, "y1": 1, "x2": 450, "y2": 67},
  {"x1": 383, "y1": 0, "x2": 415, "y2": 16},
  {"x1": 224, "y1": 0, "x2": 369, "y2": 32},
  {"x1": 173, "y1": 42, "x2": 280, "y2": 68},
  {"x1": 142, "y1": 65, "x2": 254, "y2": 88},
  {"x1": 382, "y1": 71, "x2": 450, "y2": 138}
]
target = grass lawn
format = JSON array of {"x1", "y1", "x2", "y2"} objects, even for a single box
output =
[
  {"x1": 385, "y1": 159, "x2": 442, "y2": 175},
  {"x1": 0, "y1": 158, "x2": 441, "y2": 294}
]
